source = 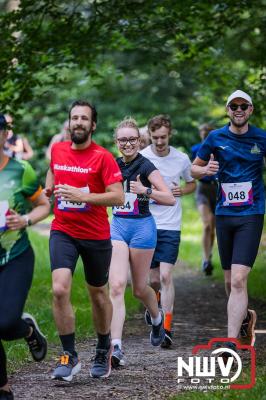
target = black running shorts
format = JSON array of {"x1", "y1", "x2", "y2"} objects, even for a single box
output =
[
  {"x1": 215, "y1": 214, "x2": 264, "y2": 270},
  {"x1": 49, "y1": 230, "x2": 112, "y2": 287}
]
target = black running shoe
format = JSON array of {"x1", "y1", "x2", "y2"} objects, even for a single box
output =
[
  {"x1": 90, "y1": 347, "x2": 112, "y2": 378},
  {"x1": 161, "y1": 329, "x2": 173, "y2": 349},
  {"x1": 150, "y1": 311, "x2": 165, "y2": 347},
  {"x1": 202, "y1": 261, "x2": 214, "y2": 276},
  {"x1": 22, "y1": 312, "x2": 47, "y2": 362},
  {"x1": 239, "y1": 309, "x2": 257, "y2": 346}
]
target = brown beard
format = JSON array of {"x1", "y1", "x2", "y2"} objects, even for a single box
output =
[{"x1": 70, "y1": 125, "x2": 93, "y2": 144}]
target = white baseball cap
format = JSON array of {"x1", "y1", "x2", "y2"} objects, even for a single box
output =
[{"x1": 226, "y1": 90, "x2": 252, "y2": 106}]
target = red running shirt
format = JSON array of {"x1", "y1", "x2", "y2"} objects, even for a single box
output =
[{"x1": 50, "y1": 141, "x2": 122, "y2": 240}]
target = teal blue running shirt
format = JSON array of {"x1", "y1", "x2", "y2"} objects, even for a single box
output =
[{"x1": 197, "y1": 124, "x2": 266, "y2": 216}]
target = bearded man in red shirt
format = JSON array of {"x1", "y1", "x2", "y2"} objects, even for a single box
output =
[{"x1": 45, "y1": 100, "x2": 124, "y2": 380}]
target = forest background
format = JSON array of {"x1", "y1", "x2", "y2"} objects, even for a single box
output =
[
  {"x1": 0, "y1": 0, "x2": 266, "y2": 181},
  {"x1": 2, "y1": 4, "x2": 266, "y2": 397}
]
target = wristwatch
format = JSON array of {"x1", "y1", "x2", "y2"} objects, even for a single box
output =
[
  {"x1": 23, "y1": 214, "x2": 33, "y2": 227},
  {"x1": 146, "y1": 188, "x2": 153, "y2": 196}
]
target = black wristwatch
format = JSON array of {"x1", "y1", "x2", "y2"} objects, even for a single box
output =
[
  {"x1": 146, "y1": 188, "x2": 153, "y2": 196},
  {"x1": 23, "y1": 215, "x2": 33, "y2": 226}
]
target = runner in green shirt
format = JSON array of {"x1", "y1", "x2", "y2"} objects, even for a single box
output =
[{"x1": 0, "y1": 114, "x2": 50, "y2": 400}]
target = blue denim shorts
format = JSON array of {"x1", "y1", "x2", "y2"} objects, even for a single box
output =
[
  {"x1": 111, "y1": 215, "x2": 157, "y2": 249},
  {"x1": 151, "y1": 229, "x2": 181, "y2": 268}
]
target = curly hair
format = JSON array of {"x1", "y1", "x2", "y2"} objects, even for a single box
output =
[{"x1": 147, "y1": 114, "x2": 171, "y2": 134}]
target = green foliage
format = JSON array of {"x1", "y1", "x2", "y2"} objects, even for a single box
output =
[{"x1": 1, "y1": 1, "x2": 266, "y2": 110}]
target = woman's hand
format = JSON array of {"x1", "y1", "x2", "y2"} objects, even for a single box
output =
[{"x1": 130, "y1": 175, "x2": 146, "y2": 195}]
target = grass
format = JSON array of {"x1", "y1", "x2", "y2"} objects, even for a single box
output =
[
  {"x1": 5, "y1": 229, "x2": 140, "y2": 370},
  {"x1": 4, "y1": 194, "x2": 266, "y2": 396},
  {"x1": 179, "y1": 194, "x2": 221, "y2": 280}
]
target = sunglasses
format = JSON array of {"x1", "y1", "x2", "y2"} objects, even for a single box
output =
[
  {"x1": 117, "y1": 137, "x2": 139, "y2": 146},
  {"x1": 228, "y1": 103, "x2": 250, "y2": 111}
]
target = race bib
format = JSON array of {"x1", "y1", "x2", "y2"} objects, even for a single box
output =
[
  {"x1": 0, "y1": 201, "x2": 9, "y2": 231},
  {"x1": 58, "y1": 186, "x2": 90, "y2": 212},
  {"x1": 113, "y1": 192, "x2": 139, "y2": 215},
  {"x1": 221, "y1": 182, "x2": 253, "y2": 206}
]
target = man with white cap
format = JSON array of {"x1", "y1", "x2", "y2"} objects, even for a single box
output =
[{"x1": 191, "y1": 90, "x2": 266, "y2": 354}]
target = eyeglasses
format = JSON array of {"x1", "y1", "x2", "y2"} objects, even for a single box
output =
[
  {"x1": 228, "y1": 103, "x2": 251, "y2": 111},
  {"x1": 117, "y1": 137, "x2": 139, "y2": 146}
]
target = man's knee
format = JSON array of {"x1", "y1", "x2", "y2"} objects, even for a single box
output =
[
  {"x1": 52, "y1": 281, "x2": 71, "y2": 302},
  {"x1": 231, "y1": 273, "x2": 247, "y2": 291},
  {"x1": 90, "y1": 285, "x2": 110, "y2": 308},
  {"x1": 161, "y1": 270, "x2": 173, "y2": 287},
  {"x1": 110, "y1": 280, "x2": 126, "y2": 298}
]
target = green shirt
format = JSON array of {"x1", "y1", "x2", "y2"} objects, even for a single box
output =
[{"x1": 0, "y1": 157, "x2": 41, "y2": 265}]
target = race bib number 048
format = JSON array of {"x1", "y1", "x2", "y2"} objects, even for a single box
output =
[
  {"x1": 113, "y1": 192, "x2": 139, "y2": 216},
  {"x1": 221, "y1": 182, "x2": 253, "y2": 206}
]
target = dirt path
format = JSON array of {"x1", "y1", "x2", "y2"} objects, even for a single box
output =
[{"x1": 9, "y1": 264, "x2": 266, "y2": 400}]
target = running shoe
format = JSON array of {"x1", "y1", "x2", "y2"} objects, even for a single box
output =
[
  {"x1": 238, "y1": 309, "x2": 257, "y2": 346},
  {"x1": 150, "y1": 316, "x2": 165, "y2": 347},
  {"x1": 0, "y1": 390, "x2": 14, "y2": 400},
  {"x1": 51, "y1": 351, "x2": 81, "y2": 381},
  {"x1": 90, "y1": 347, "x2": 112, "y2": 378},
  {"x1": 111, "y1": 344, "x2": 125, "y2": 368},
  {"x1": 160, "y1": 329, "x2": 173, "y2": 349},
  {"x1": 22, "y1": 312, "x2": 47, "y2": 362},
  {"x1": 202, "y1": 261, "x2": 213, "y2": 276}
]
